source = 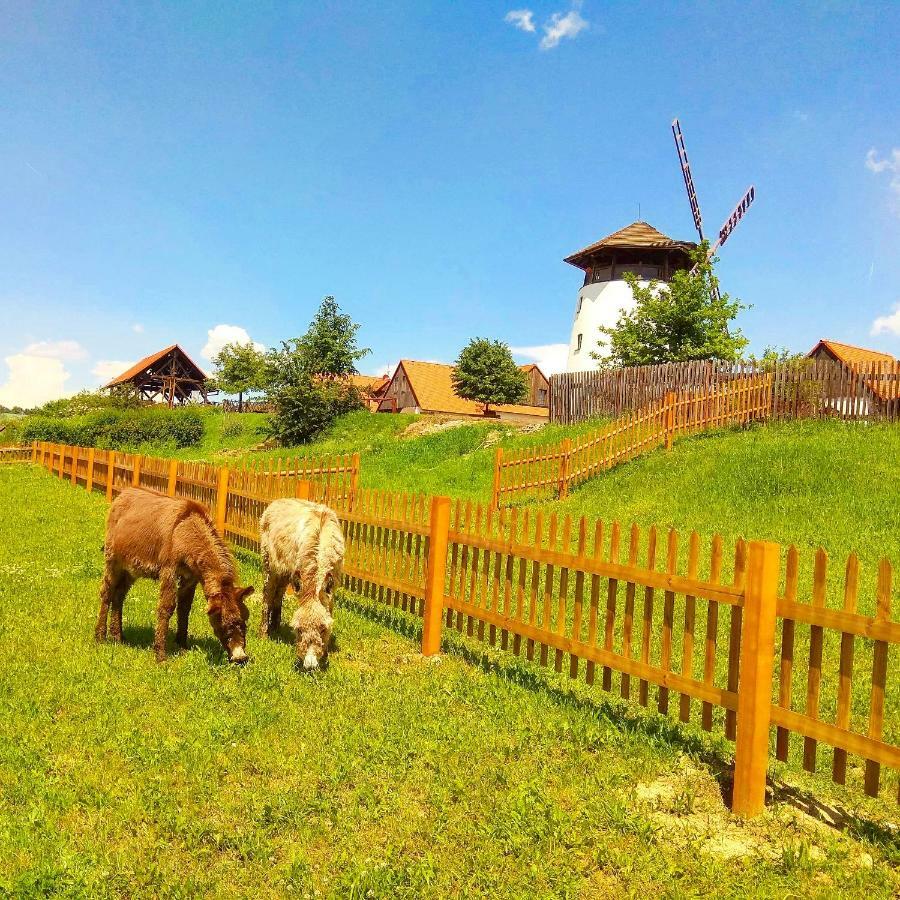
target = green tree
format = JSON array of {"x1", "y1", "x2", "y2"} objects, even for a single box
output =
[
  {"x1": 266, "y1": 298, "x2": 368, "y2": 445},
  {"x1": 211, "y1": 342, "x2": 269, "y2": 412},
  {"x1": 594, "y1": 245, "x2": 748, "y2": 367},
  {"x1": 272, "y1": 296, "x2": 370, "y2": 381},
  {"x1": 451, "y1": 338, "x2": 527, "y2": 415}
]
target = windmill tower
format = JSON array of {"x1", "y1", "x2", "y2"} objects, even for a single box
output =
[{"x1": 564, "y1": 119, "x2": 755, "y2": 372}]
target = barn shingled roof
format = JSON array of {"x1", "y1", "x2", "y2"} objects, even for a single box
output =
[{"x1": 105, "y1": 344, "x2": 207, "y2": 389}]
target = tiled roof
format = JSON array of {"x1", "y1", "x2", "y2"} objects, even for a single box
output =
[
  {"x1": 349, "y1": 374, "x2": 390, "y2": 395},
  {"x1": 396, "y1": 360, "x2": 549, "y2": 418},
  {"x1": 808, "y1": 339, "x2": 895, "y2": 367},
  {"x1": 105, "y1": 345, "x2": 207, "y2": 388},
  {"x1": 565, "y1": 221, "x2": 695, "y2": 266}
]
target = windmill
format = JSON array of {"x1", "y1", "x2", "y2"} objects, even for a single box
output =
[{"x1": 671, "y1": 118, "x2": 755, "y2": 288}]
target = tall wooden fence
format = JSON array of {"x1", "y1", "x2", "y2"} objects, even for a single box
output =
[
  {"x1": 551, "y1": 358, "x2": 900, "y2": 425},
  {"x1": 494, "y1": 376, "x2": 773, "y2": 507},
  {"x1": 8, "y1": 443, "x2": 899, "y2": 816}
]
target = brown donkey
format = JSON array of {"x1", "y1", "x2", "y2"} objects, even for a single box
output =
[{"x1": 96, "y1": 488, "x2": 254, "y2": 663}]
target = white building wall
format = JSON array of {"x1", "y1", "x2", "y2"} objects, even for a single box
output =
[{"x1": 567, "y1": 279, "x2": 652, "y2": 372}]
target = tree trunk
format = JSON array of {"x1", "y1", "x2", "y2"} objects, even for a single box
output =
[{"x1": 238, "y1": 391, "x2": 243, "y2": 413}]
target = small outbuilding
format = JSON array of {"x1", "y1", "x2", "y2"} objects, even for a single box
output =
[
  {"x1": 105, "y1": 344, "x2": 210, "y2": 406},
  {"x1": 806, "y1": 339, "x2": 898, "y2": 414},
  {"x1": 377, "y1": 360, "x2": 549, "y2": 423}
]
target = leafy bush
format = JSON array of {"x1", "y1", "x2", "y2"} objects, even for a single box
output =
[
  {"x1": 221, "y1": 419, "x2": 245, "y2": 439},
  {"x1": 21, "y1": 407, "x2": 204, "y2": 450},
  {"x1": 31, "y1": 388, "x2": 142, "y2": 419},
  {"x1": 267, "y1": 377, "x2": 363, "y2": 445}
]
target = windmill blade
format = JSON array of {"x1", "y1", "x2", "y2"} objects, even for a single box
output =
[
  {"x1": 707, "y1": 186, "x2": 755, "y2": 258},
  {"x1": 671, "y1": 118, "x2": 704, "y2": 241}
]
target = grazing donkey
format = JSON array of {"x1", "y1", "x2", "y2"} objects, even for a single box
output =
[
  {"x1": 259, "y1": 498, "x2": 345, "y2": 670},
  {"x1": 96, "y1": 488, "x2": 254, "y2": 663}
]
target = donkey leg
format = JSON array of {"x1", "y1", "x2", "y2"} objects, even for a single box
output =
[
  {"x1": 108, "y1": 573, "x2": 133, "y2": 643},
  {"x1": 95, "y1": 562, "x2": 119, "y2": 642},
  {"x1": 154, "y1": 572, "x2": 178, "y2": 662},
  {"x1": 175, "y1": 578, "x2": 197, "y2": 649},
  {"x1": 260, "y1": 569, "x2": 287, "y2": 638}
]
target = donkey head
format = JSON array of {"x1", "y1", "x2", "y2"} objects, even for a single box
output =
[
  {"x1": 207, "y1": 583, "x2": 254, "y2": 663},
  {"x1": 292, "y1": 600, "x2": 334, "y2": 671}
]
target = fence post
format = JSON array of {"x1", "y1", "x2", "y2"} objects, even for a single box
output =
[
  {"x1": 421, "y1": 495, "x2": 451, "y2": 657},
  {"x1": 558, "y1": 438, "x2": 572, "y2": 499},
  {"x1": 70, "y1": 447, "x2": 79, "y2": 485},
  {"x1": 665, "y1": 392, "x2": 677, "y2": 450},
  {"x1": 732, "y1": 540, "x2": 780, "y2": 817},
  {"x1": 491, "y1": 447, "x2": 503, "y2": 508},
  {"x1": 30, "y1": 441, "x2": 37, "y2": 463},
  {"x1": 349, "y1": 452, "x2": 360, "y2": 510},
  {"x1": 295, "y1": 479, "x2": 311, "y2": 501},
  {"x1": 132, "y1": 455, "x2": 142, "y2": 488},
  {"x1": 215, "y1": 466, "x2": 230, "y2": 534},
  {"x1": 167, "y1": 459, "x2": 178, "y2": 498},
  {"x1": 106, "y1": 453, "x2": 115, "y2": 502},
  {"x1": 86, "y1": 448, "x2": 95, "y2": 493}
]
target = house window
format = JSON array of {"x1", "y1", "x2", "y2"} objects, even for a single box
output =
[
  {"x1": 538, "y1": 387, "x2": 548, "y2": 404},
  {"x1": 575, "y1": 333, "x2": 582, "y2": 353}
]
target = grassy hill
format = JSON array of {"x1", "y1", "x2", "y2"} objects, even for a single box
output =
[{"x1": 187, "y1": 411, "x2": 899, "y2": 573}]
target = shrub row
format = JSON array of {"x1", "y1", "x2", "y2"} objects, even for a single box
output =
[{"x1": 21, "y1": 408, "x2": 204, "y2": 450}]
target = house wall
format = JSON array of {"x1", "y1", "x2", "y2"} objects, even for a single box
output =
[
  {"x1": 380, "y1": 366, "x2": 419, "y2": 412},
  {"x1": 524, "y1": 368, "x2": 550, "y2": 407}
]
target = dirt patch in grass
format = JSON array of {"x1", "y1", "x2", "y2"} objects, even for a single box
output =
[{"x1": 636, "y1": 756, "x2": 883, "y2": 871}]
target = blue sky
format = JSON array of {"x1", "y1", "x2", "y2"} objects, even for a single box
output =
[{"x1": 1, "y1": 1, "x2": 899, "y2": 406}]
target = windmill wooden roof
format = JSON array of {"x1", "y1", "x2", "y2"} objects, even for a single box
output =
[
  {"x1": 565, "y1": 221, "x2": 696, "y2": 269},
  {"x1": 389, "y1": 360, "x2": 549, "y2": 419},
  {"x1": 807, "y1": 339, "x2": 898, "y2": 402}
]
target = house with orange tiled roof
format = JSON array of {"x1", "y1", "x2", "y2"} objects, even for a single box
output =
[
  {"x1": 105, "y1": 344, "x2": 210, "y2": 406},
  {"x1": 807, "y1": 339, "x2": 898, "y2": 411},
  {"x1": 348, "y1": 374, "x2": 391, "y2": 411},
  {"x1": 378, "y1": 360, "x2": 549, "y2": 423}
]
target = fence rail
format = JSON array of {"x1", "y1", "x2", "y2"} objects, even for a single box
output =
[
  {"x1": 494, "y1": 376, "x2": 773, "y2": 506},
  {"x1": 10, "y1": 441, "x2": 900, "y2": 816},
  {"x1": 551, "y1": 358, "x2": 900, "y2": 425}
]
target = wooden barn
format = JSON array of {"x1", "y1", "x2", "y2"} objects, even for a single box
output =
[
  {"x1": 377, "y1": 360, "x2": 549, "y2": 422},
  {"x1": 807, "y1": 339, "x2": 898, "y2": 415},
  {"x1": 105, "y1": 345, "x2": 210, "y2": 406},
  {"x1": 520, "y1": 363, "x2": 550, "y2": 408}
]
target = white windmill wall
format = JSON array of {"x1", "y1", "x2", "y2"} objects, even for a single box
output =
[{"x1": 566, "y1": 279, "x2": 653, "y2": 372}]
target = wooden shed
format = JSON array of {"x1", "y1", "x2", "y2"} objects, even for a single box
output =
[
  {"x1": 105, "y1": 345, "x2": 210, "y2": 406},
  {"x1": 806, "y1": 339, "x2": 898, "y2": 415},
  {"x1": 520, "y1": 364, "x2": 550, "y2": 407},
  {"x1": 377, "y1": 360, "x2": 549, "y2": 423}
]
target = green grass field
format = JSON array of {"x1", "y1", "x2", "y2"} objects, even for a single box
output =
[{"x1": 1, "y1": 465, "x2": 899, "y2": 898}]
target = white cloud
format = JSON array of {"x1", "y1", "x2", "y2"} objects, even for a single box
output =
[
  {"x1": 201, "y1": 324, "x2": 265, "y2": 361},
  {"x1": 22, "y1": 339, "x2": 87, "y2": 361},
  {"x1": 375, "y1": 361, "x2": 399, "y2": 378},
  {"x1": 132, "y1": 323, "x2": 144, "y2": 334},
  {"x1": 540, "y1": 7, "x2": 588, "y2": 49},
  {"x1": 92, "y1": 360, "x2": 135, "y2": 384},
  {"x1": 866, "y1": 148, "x2": 900, "y2": 213},
  {"x1": 510, "y1": 343, "x2": 570, "y2": 375},
  {"x1": 871, "y1": 303, "x2": 900, "y2": 338},
  {"x1": 505, "y1": 9, "x2": 536, "y2": 32},
  {"x1": 0, "y1": 353, "x2": 72, "y2": 408}
]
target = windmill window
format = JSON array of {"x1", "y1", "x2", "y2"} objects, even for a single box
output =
[
  {"x1": 592, "y1": 266, "x2": 613, "y2": 283},
  {"x1": 618, "y1": 264, "x2": 661, "y2": 280},
  {"x1": 575, "y1": 333, "x2": 583, "y2": 353},
  {"x1": 576, "y1": 297, "x2": 583, "y2": 314}
]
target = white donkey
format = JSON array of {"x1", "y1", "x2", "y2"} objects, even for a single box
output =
[{"x1": 259, "y1": 498, "x2": 345, "y2": 670}]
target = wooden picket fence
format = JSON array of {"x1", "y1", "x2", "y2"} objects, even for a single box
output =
[
  {"x1": 551, "y1": 358, "x2": 900, "y2": 425},
  {"x1": 8, "y1": 441, "x2": 899, "y2": 817},
  {"x1": 29, "y1": 442, "x2": 360, "y2": 520},
  {"x1": 493, "y1": 376, "x2": 773, "y2": 507},
  {"x1": 0, "y1": 445, "x2": 33, "y2": 464}
]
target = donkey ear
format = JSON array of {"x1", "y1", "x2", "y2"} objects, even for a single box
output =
[{"x1": 206, "y1": 596, "x2": 222, "y2": 616}]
